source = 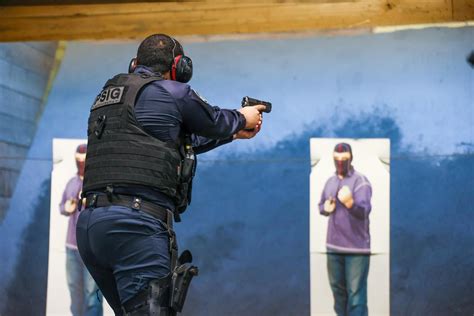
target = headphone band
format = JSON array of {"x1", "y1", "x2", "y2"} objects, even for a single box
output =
[{"x1": 170, "y1": 36, "x2": 178, "y2": 61}]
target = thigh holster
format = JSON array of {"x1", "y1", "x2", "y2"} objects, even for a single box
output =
[
  {"x1": 170, "y1": 250, "x2": 199, "y2": 313},
  {"x1": 122, "y1": 276, "x2": 174, "y2": 316},
  {"x1": 123, "y1": 220, "x2": 198, "y2": 315},
  {"x1": 165, "y1": 212, "x2": 199, "y2": 314},
  {"x1": 122, "y1": 254, "x2": 199, "y2": 315}
]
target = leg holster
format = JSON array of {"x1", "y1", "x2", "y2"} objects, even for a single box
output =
[
  {"x1": 166, "y1": 212, "x2": 199, "y2": 313},
  {"x1": 170, "y1": 250, "x2": 199, "y2": 313},
  {"x1": 122, "y1": 276, "x2": 174, "y2": 316},
  {"x1": 123, "y1": 211, "x2": 198, "y2": 315}
]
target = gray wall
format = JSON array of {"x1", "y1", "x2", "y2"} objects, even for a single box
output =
[{"x1": 0, "y1": 42, "x2": 58, "y2": 221}]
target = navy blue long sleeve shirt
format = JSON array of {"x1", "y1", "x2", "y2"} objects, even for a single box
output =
[
  {"x1": 134, "y1": 66, "x2": 245, "y2": 153},
  {"x1": 113, "y1": 66, "x2": 246, "y2": 210}
]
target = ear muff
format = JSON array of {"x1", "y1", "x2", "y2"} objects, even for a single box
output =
[
  {"x1": 128, "y1": 58, "x2": 137, "y2": 73},
  {"x1": 171, "y1": 54, "x2": 193, "y2": 83}
]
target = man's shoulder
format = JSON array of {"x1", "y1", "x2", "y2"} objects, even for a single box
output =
[
  {"x1": 353, "y1": 169, "x2": 367, "y2": 178},
  {"x1": 324, "y1": 174, "x2": 338, "y2": 185},
  {"x1": 65, "y1": 175, "x2": 82, "y2": 189},
  {"x1": 352, "y1": 170, "x2": 371, "y2": 186},
  {"x1": 146, "y1": 79, "x2": 191, "y2": 99}
]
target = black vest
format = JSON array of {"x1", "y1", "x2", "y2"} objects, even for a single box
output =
[{"x1": 83, "y1": 73, "x2": 189, "y2": 209}]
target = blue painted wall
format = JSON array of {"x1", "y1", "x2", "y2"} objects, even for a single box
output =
[{"x1": 0, "y1": 27, "x2": 473, "y2": 315}]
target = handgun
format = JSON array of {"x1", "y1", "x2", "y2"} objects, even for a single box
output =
[{"x1": 241, "y1": 96, "x2": 272, "y2": 113}]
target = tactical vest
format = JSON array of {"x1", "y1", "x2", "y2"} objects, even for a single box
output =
[{"x1": 83, "y1": 73, "x2": 192, "y2": 212}]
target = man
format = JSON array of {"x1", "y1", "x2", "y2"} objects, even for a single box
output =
[
  {"x1": 59, "y1": 144, "x2": 103, "y2": 316},
  {"x1": 76, "y1": 34, "x2": 265, "y2": 315},
  {"x1": 318, "y1": 142, "x2": 372, "y2": 316}
]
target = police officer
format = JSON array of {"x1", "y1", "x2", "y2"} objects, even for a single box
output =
[{"x1": 76, "y1": 34, "x2": 265, "y2": 315}]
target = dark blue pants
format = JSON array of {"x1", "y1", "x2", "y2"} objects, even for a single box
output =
[
  {"x1": 76, "y1": 206, "x2": 171, "y2": 315},
  {"x1": 66, "y1": 248, "x2": 103, "y2": 316},
  {"x1": 327, "y1": 253, "x2": 370, "y2": 316}
]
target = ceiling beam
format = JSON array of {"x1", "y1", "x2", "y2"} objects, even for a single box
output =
[{"x1": 0, "y1": 0, "x2": 473, "y2": 42}]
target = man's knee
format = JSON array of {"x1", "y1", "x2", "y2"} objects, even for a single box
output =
[
  {"x1": 346, "y1": 256, "x2": 369, "y2": 301},
  {"x1": 346, "y1": 280, "x2": 367, "y2": 309},
  {"x1": 327, "y1": 255, "x2": 346, "y2": 293},
  {"x1": 85, "y1": 289, "x2": 102, "y2": 310},
  {"x1": 346, "y1": 285, "x2": 367, "y2": 316}
]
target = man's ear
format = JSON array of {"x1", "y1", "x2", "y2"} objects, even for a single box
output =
[{"x1": 162, "y1": 71, "x2": 171, "y2": 80}]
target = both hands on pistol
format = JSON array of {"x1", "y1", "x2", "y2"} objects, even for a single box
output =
[{"x1": 236, "y1": 96, "x2": 272, "y2": 138}]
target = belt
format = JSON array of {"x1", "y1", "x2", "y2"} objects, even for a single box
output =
[{"x1": 86, "y1": 194, "x2": 171, "y2": 224}]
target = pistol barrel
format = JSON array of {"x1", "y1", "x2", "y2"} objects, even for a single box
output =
[{"x1": 241, "y1": 96, "x2": 272, "y2": 113}]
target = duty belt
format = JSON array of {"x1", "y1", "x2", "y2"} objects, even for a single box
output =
[{"x1": 86, "y1": 193, "x2": 170, "y2": 224}]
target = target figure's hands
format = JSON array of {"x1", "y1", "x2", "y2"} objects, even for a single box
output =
[
  {"x1": 337, "y1": 185, "x2": 354, "y2": 209},
  {"x1": 64, "y1": 199, "x2": 78, "y2": 214},
  {"x1": 324, "y1": 198, "x2": 336, "y2": 214}
]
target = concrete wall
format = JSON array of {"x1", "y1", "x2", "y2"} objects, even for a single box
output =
[{"x1": 0, "y1": 42, "x2": 58, "y2": 221}]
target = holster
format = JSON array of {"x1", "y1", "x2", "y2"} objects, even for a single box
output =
[
  {"x1": 122, "y1": 275, "x2": 172, "y2": 316},
  {"x1": 167, "y1": 218, "x2": 198, "y2": 314},
  {"x1": 170, "y1": 258, "x2": 198, "y2": 312},
  {"x1": 123, "y1": 214, "x2": 198, "y2": 315}
]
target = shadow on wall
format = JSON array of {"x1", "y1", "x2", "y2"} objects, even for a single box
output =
[
  {"x1": 2, "y1": 178, "x2": 51, "y2": 316},
  {"x1": 2, "y1": 109, "x2": 473, "y2": 315}
]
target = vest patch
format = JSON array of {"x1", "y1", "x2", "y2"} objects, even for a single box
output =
[{"x1": 92, "y1": 86, "x2": 125, "y2": 110}]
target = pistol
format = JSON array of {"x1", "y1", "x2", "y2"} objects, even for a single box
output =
[{"x1": 241, "y1": 96, "x2": 272, "y2": 113}]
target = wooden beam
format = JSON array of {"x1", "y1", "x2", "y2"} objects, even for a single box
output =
[
  {"x1": 453, "y1": 0, "x2": 474, "y2": 20},
  {"x1": 0, "y1": 1, "x2": 473, "y2": 42}
]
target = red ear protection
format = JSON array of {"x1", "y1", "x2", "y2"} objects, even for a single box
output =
[
  {"x1": 170, "y1": 54, "x2": 193, "y2": 83},
  {"x1": 171, "y1": 55, "x2": 182, "y2": 81},
  {"x1": 169, "y1": 36, "x2": 193, "y2": 83}
]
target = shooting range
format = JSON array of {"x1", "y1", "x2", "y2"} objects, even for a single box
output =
[{"x1": 0, "y1": 1, "x2": 473, "y2": 315}]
